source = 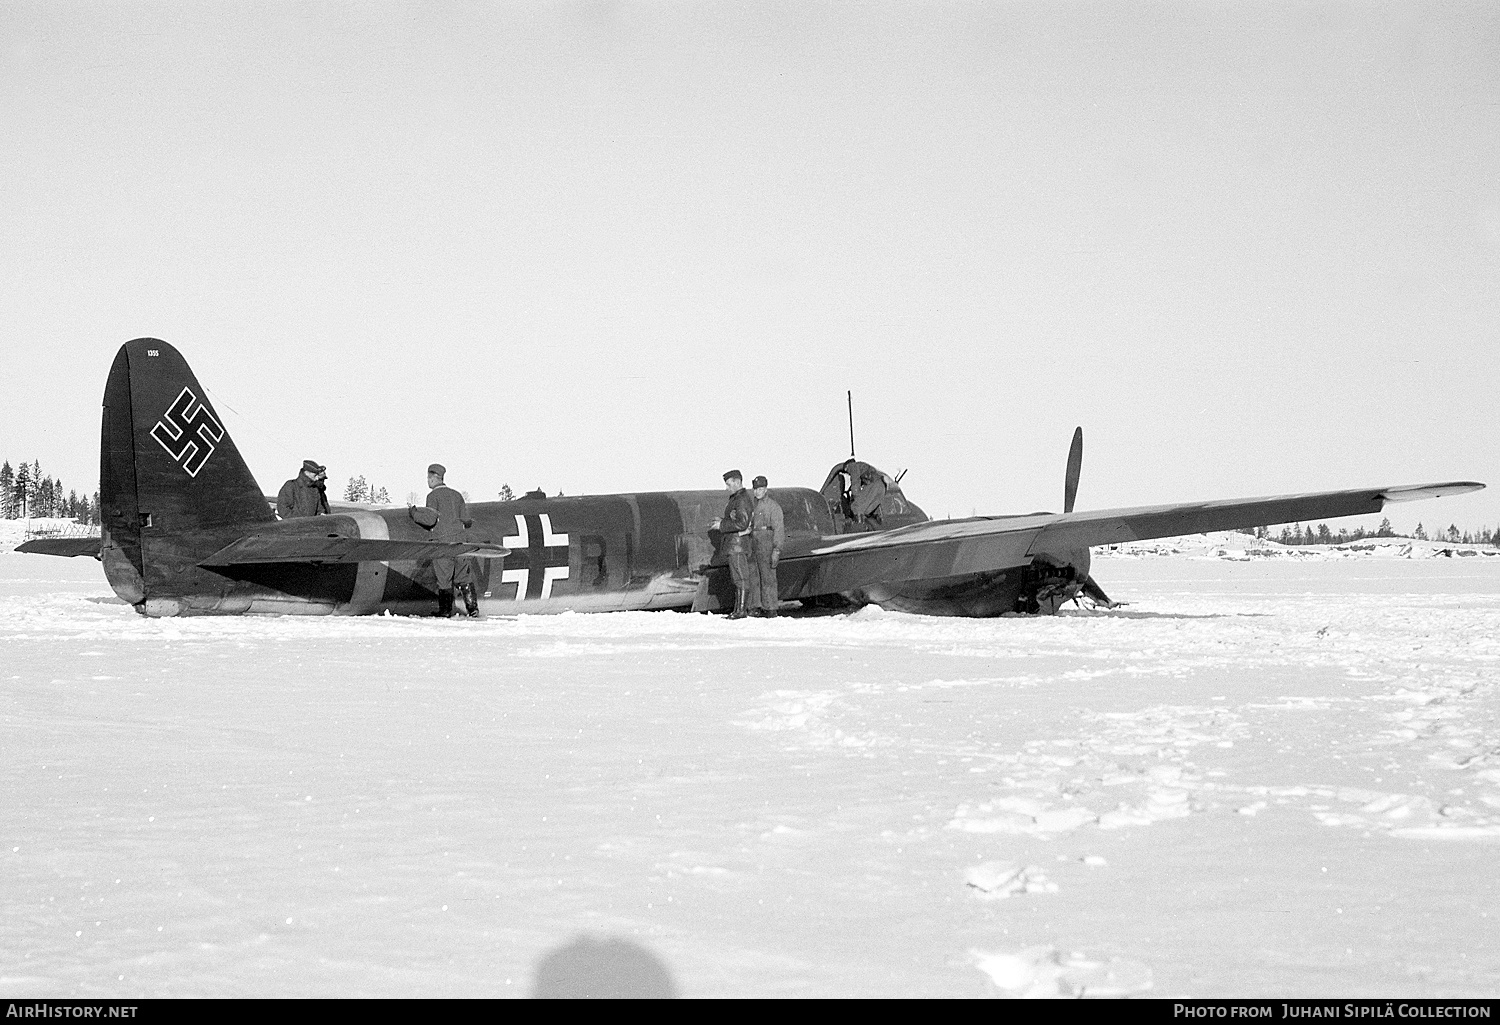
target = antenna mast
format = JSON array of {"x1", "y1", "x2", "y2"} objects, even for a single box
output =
[{"x1": 847, "y1": 390, "x2": 855, "y2": 459}]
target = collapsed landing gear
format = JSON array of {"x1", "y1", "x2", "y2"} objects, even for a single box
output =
[
  {"x1": 1015, "y1": 562, "x2": 1121, "y2": 614},
  {"x1": 1015, "y1": 561, "x2": 1081, "y2": 614}
]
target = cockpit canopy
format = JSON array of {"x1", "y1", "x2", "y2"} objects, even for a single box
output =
[{"x1": 819, "y1": 459, "x2": 925, "y2": 533}]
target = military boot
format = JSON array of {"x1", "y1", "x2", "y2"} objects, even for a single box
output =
[
  {"x1": 437, "y1": 589, "x2": 455, "y2": 618},
  {"x1": 461, "y1": 583, "x2": 479, "y2": 617},
  {"x1": 728, "y1": 589, "x2": 749, "y2": 620}
]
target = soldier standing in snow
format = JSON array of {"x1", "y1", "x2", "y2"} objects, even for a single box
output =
[
  {"x1": 747, "y1": 475, "x2": 785, "y2": 617},
  {"x1": 711, "y1": 469, "x2": 755, "y2": 619},
  {"x1": 424, "y1": 463, "x2": 477, "y2": 617}
]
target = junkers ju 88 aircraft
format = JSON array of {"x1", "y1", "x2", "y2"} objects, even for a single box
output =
[{"x1": 19, "y1": 338, "x2": 1484, "y2": 619}]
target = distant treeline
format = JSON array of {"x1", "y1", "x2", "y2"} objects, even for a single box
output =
[
  {"x1": 1238, "y1": 517, "x2": 1500, "y2": 547},
  {"x1": 1, "y1": 460, "x2": 99, "y2": 522}
]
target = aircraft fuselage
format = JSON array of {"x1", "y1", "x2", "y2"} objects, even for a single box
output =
[{"x1": 129, "y1": 486, "x2": 853, "y2": 617}]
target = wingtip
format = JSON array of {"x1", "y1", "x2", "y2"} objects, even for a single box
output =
[{"x1": 1378, "y1": 481, "x2": 1486, "y2": 503}]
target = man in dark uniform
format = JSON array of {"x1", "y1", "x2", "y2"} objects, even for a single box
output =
[
  {"x1": 276, "y1": 460, "x2": 329, "y2": 519},
  {"x1": 710, "y1": 469, "x2": 755, "y2": 619},
  {"x1": 425, "y1": 463, "x2": 477, "y2": 617},
  {"x1": 747, "y1": 475, "x2": 785, "y2": 617}
]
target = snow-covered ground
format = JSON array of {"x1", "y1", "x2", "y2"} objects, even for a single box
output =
[{"x1": 2, "y1": 529, "x2": 1498, "y2": 998}]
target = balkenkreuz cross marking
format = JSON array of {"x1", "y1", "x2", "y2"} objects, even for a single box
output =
[{"x1": 499, "y1": 513, "x2": 570, "y2": 600}]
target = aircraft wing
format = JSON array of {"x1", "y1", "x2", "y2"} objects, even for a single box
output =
[
  {"x1": 778, "y1": 481, "x2": 1484, "y2": 597},
  {"x1": 1013, "y1": 481, "x2": 1482, "y2": 553},
  {"x1": 198, "y1": 535, "x2": 510, "y2": 567},
  {"x1": 15, "y1": 537, "x2": 104, "y2": 558}
]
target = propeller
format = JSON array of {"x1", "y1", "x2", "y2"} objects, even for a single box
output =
[
  {"x1": 1063, "y1": 426, "x2": 1083, "y2": 514},
  {"x1": 1059, "y1": 425, "x2": 1121, "y2": 608}
]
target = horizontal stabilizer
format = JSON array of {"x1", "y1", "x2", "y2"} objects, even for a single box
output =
[
  {"x1": 199, "y1": 534, "x2": 509, "y2": 567},
  {"x1": 16, "y1": 537, "x2": 104, "y2": 558}
]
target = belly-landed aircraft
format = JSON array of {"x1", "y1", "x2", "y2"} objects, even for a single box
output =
[{"x1": 19, "y1": 338, "x2": 1485, "y2": 618}]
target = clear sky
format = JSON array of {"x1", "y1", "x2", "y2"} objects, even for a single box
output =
[{"x1": 3, "y1": 1, "x2": 1496, "y2": 534}]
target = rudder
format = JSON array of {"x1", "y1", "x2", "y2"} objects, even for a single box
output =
[
  {"x1": 121, "y1": 338, "x2": 273, "y2": 530},
  {"x1": 98, "y1": 339, "x2": 274, "y2": 605}
]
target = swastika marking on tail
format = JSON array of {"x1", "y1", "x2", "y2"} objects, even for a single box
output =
[{"x1": 151, "y1": 387, "x2": 224, "y2": 478}]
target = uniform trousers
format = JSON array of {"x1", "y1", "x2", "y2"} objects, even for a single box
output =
[
  {"x1": 749, "y1": 528, "x2": 779, "y2": 611},
  {"x1": 433, "y1": 557, "x2": 474, "y2": 591},
  {"x1": 725, "y1": 544, "x2": 750, "y2": 606}
]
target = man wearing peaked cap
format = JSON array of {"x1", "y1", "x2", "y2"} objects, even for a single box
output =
[
  {"x1": 423, "y1": 463, "x2": 477, "y2": 617},
  {"x1": 748, "y1": 476, "x2": 785, "y2": 617},
  {"x1": 710, "y1": 469, "x2": 756, "y2": 619},
  {"x1": 276, "y1": 459, "x2": 329, "y2": 519}
]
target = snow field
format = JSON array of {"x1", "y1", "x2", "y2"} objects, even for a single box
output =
[{"x1": 1, "y1": 550, "x2": 1498, "y2": 997}]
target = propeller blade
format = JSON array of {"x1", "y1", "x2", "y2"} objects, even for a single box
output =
[
  {"x1": 1063, "y1": 426, "x2": 1083, "y2": 514},
  {"x1": 1081, "y1": 574, "x2": 1121, "y2": 609}
]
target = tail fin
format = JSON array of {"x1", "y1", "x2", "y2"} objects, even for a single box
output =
[{"x1": 99, "y1": 339, "x2": 273, "y2": 602}]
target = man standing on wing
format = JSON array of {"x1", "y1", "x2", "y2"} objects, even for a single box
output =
[
  {"x1": 711, "y1": 469, "x2": 756, "y2": 619},
  {"x1": 747, "y1": 475, "x2": 785, "y2": 617},
  {"x1": 276, "y1": 460, "x2": 330, "y2": 519}
]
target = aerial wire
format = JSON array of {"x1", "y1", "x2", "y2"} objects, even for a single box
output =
[
  {"x1": 203, "y1": 384, "x2": 305, "y2": 482},
  {"x1": 847, "y1": 390, "x2": 855, "y2": 460}
]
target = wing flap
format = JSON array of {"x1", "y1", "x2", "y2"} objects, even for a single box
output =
[
  {"x1": 199, "y1": 535, "x2": 510, "y2": 567},
  {"x1": 779, "y1": 527, "x2": 1042, "y2": 598}
]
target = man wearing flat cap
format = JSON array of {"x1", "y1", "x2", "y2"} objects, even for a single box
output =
[
  {"x1": 276, "y1": 459, "x2": 330, "y2": 519},
  {"x1": 423, "y1": 463, "x2": 477, "y2": 617},
  {"x1": 747, "y1": 475, "x2": 785, "y2": 617},
  {"x1": 710, "y1": 469, "x2": 756, "y2": 619}
]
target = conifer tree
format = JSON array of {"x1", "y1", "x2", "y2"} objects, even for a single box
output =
[
  {"x1": 0, "y1": 461, "x2": 12, "y2": 519},
  {"x1": 499, "y1": 484, "x2": 515, "y2": 502},
  {"x1": 13, "y1": 462, "x2": 31, "y2": 518},
  {"x1": 1413, "y1": 522, "x2": 1427, "y2": 541}
]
